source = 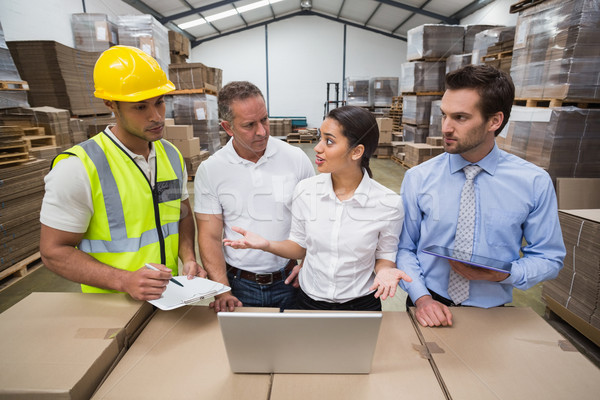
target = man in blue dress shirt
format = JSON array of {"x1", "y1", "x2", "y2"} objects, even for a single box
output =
[{"x1": 397, "y1": 65, "x2": 566, "y2": 327}]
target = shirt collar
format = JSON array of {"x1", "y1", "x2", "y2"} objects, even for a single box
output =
[
  {"x1": 318, "y1": 169, "x2": 371, "y2": 206},
  {"x1": 224, "y1": 136, "x2": 276, "y2": 165},
  {"x1": 448, "y1": 142, "x2": 499, "y2": 176},
  {"x1": 103, "y1": 127, "x2": 155, "y2": 161}
]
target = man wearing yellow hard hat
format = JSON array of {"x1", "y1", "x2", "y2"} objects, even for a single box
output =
[{"x1": 39, "y1": 45, "x2": 206, "y2": 300}]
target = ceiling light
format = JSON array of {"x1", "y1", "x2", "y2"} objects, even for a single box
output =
[
  {"x1": 178, "y1": 0, "x2": 285, "y2": 30},
  {"x1": 300, "y1": 0, "x2": 312, "y2": 10}
]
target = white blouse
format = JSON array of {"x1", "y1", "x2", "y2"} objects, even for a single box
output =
[{"x1": 289, "y1": 171, "x2": 404, "y2": 303}]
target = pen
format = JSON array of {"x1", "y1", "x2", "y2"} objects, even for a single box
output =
[{"x1": 145, "y1": 263, "x2": 184, "y2": 287}]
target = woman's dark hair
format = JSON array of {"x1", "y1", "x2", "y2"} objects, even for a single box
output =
[{"x1": 326, "y1": 105, "x2": 379, "y2": 178}]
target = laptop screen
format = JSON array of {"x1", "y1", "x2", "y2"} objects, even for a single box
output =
[{"x1": 218, "y1": 311, "x2": 383, "y2": 374}]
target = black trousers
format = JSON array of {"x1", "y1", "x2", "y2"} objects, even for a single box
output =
[{"x1": 297, "y1": 289, "x2": 382, "y2": 311}]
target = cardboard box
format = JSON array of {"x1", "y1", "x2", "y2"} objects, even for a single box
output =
[
  {"x1": 376, "y1": 117, "x2": 393, "y2": 132},
  {"x1": 556, "y1": 178, "x2": 600, "y2": 209},
  {"x1": 270, "y1": 312, "x2": 445, "y2": 400},
  {"x1": 413, "y1": 307, "x2": 600, "y2": 399},
  {"x1": 92, "y1": 307, "x2": 274, "y2": 399},
  {"x1": 0, "y1": 293, "x2": 153, "y2": 400},
  {"x1": 170, "y1": 137, "x2": 200, "y2": 158},
  {"x1": 164, "y1": 124, "x2": 193, "y2": 140}
]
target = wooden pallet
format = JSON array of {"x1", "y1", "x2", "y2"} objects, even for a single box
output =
[
  {"x1": 0, "y1": 80, "x2": 29, "y2": 91},
  {"x1": 481, "y1": 50, "x2": 513, "y2": 62},
  {"x1": 0, "y1": 143, "x2": 30, "y2": 167},
  {"x1": 0, "y1": 252, "x2": 43, "y2": 292},
  {"x1": 514, "y1": 98, "x2": 600, "y2": 108},
  {"x1": 168, "y1": 88, "x2": 218, "y2": 96},
  {"x1": 401, "y1": 91, "x2": 444, "y2": 96},
  {"x1": 391, "y1": 154, "x2": 411, "y2": 169},
  {"x1": 509, "y1": 0, "x2": 547, "y2": 14},
  {"x1": 23, "y1": 135, "x2": 56, "y2": 148}
]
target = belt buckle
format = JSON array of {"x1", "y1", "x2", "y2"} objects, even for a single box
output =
[{"x1": 255, "y1": 272, "x2": 274, "y2": 285}]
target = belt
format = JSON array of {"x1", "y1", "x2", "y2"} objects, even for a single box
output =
[{"x1": 226, "y1": 259, "x2": 297, "y2": 285}]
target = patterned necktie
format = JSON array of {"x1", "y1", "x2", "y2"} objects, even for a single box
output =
[{"x1": 448, "y1": 164, "x2": 482, "y2": 304}]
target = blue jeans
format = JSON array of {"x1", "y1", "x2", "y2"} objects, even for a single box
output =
[{"x1": 227, "y1": 267, "x2": 299, "y2": 310}]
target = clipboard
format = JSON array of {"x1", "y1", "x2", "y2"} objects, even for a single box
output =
[
  {"x1": 148, "y1": 276, "x2": 231, "y2": 311},
  {"x1": 422, "y1": 245, "x2": 513, "y2": 274}
]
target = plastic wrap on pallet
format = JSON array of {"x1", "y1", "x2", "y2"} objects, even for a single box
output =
[
  {"x1": 400, "y1": 61, "x2": 445, "y2": 93},
  {"x1": 344, "y1": 77, "x2": 370, "y2": 106},
  {"x1": 497, "y1": 106, "x2": 600, "y2": 183},
  {"x1": 369, "y1": 77, "x2": 398, "y2": 107},
  {"x1": 407, "y1": 24, "x2": 465, "y2": 61},
  {"x1": 511, "y1": 0, "x2": 600, "y2": 100},
  {"x1": 71, "y1": 13, "x2": 119, "y2": 52},
  {"x1": 0, "y1": 20, "x2": 23, "y2": 82},
  {"x1": 402, "y1": 95, "x2": 441, "y2": 127},
  {"x1": 117, "y1": 15, "x2": 169, "y2": 77},
  {"x1": 445, "y1": 54, "x2": 472, "y2": 74},
  {"x1": 464, "y1": 25, "x2": 501, "y2": 53},
  {"x1": 0, "y1": 91, "x2": 29, "y2": 110},
  {"x1": 402, "y1": 124, "x2": 430, "y2": 144},
  {"x1": 429, "y1": 100, "x2": 442, "y2": 138},
  {"x1": 471, "y1": 27, "x2": 515, "y2": 66},
  {"x1": 171, "y1": 93, "x2": 221, "y2": 154}
]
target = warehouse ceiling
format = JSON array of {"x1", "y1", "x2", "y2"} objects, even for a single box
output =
[{"x1": 121, "y1": 0, "x2": 495, "y2": 47}]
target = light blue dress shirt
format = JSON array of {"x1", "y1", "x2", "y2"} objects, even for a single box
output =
[{"x1": 397, "y1": 144, "x2": 566, "y2": 308}]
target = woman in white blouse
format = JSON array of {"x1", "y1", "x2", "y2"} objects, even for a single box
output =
[{"x1": 223, "y1": 105, "x2": 411, "y2": 311}]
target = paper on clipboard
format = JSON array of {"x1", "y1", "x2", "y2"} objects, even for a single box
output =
[{"x1": 148, "y1": 276, "x2": 231, "y2": 311}]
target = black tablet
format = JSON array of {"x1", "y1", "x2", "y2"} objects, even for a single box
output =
[{"x1": 422, "y1": 245, "x2": 513, "y2": 273}]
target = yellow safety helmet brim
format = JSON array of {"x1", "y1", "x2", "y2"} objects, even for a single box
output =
[{"x1": 93, "y1": 45, "x2": 175, "y2": 102}]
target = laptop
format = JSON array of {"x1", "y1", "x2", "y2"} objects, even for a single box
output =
[{"x1": 218, "y1": 311, "x2": 383, "y2": 374}]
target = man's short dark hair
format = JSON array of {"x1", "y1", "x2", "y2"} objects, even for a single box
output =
[
  {"x1": 445, "y1": 65, "x2": 515, "y2": 136},
  {"x1": 218, "y1": 81, "x2": 265, "y2": 124}
]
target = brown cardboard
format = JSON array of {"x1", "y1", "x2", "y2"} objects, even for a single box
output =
[
  {"x1": 170, "y1": 137, "x2": 200, "y2": 158},
  {"x1": 0, "y1": 293, "x2": 153, "y2": 400},
  {"x1": 270, "y1": 312, "x2": 445, "y2": 400},
  {"x1": 556, "y1": 178, "x2": 600, "y2": 210},
  {"x1": 164, "y1": 124, "x2": 193, "y2": 140},
  {"x1": 376, "y1": 117, "x2": 393, "y2": 132},
  {"x1": 92, "y1": 306, "x2": 274, "y2": 399},
  {"x1": 413, "y1": 307, "x2": 600, "y2": 399}
]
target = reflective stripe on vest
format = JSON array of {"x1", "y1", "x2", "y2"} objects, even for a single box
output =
[{"x1": 76, "y1": 138, "x2": 183, "y2": 254}]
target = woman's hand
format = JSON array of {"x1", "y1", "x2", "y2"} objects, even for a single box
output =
[
  {"x1": 222, "y1": 226, "x2": 269, "y2": 250},
  {"x1": 369, "y1": 268, "x2": 412, "y2": 300}
]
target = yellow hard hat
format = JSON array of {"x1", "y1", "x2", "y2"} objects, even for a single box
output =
[{"x1": 93, "y1": 45, "x2": 175, "y2": 102}]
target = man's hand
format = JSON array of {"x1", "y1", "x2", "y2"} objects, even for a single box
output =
[
  {"x1": 414, "y1": 295, "x2": 453, "y2": 327},
  {"x1": 182, "y1": 260, "x2": 208, "y2": 279},
  {"x1": 449, "y1": 260, "x2": 509, "y2": 282},
  {"x1": 210, "y1": 292, "x2": 243, "y2": 313},
  {"x1": 121, "y1": 264, "x2": 172, "y2": 301}
]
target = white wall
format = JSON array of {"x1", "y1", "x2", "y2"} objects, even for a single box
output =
[
  {"x1": 460, "y1": 0, "x2": 518, "y2": 26},
  {"x1": 0, "y1": 0, "x2": 141, "y2": 47},
  {"x1": 192, "y1": 16, "x2": 408, "y2": 128}
]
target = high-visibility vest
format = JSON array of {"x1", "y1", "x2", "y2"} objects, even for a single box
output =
[{"x1": 53, "y1": 131, "x2": 184, "y2": 293}]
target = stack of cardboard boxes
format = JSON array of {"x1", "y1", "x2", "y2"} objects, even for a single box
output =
[
  {"x1": 374, "y1": 117, "x2": 393, "y2": 158},
  {"x1": 163, "y1": 119, "x2": 209, "y2": 177},
  {"x1": 117, "y1": 15, "x2": 170, "y2": 75},
  {"x1": 71, "y1": 13, "x2": 118, "y2": 52},
  {"x1": 7, "y1": 40, "x2": 107, "y2": 117},
  {"x1": 542, "y1": 178, "x2": 600, "y2": 347},
  {"x1": 168, "y1": 30, "x2": 190, "y2": 64}
]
